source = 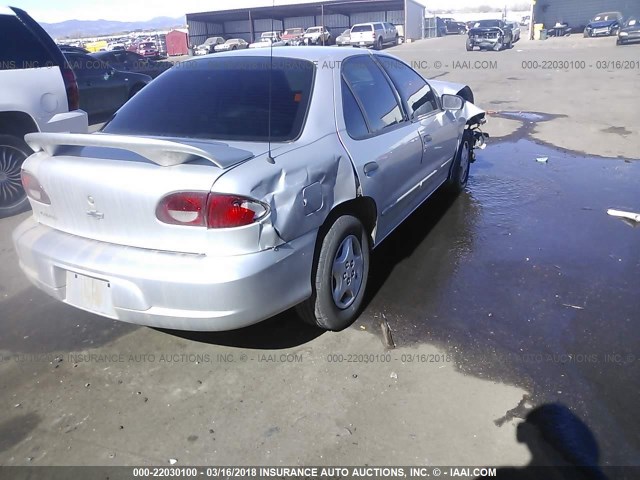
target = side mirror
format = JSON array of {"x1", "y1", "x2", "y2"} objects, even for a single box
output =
[{"x1": 441, "y1": 94, "x2": 464, "y2": 111}]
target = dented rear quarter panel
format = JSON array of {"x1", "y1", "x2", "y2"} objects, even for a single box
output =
[{"x1": 210, "y1": 60, "x2": 357, "y2": 244}]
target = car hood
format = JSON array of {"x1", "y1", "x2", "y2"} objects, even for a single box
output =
[
  {"x1": 620, "y1": 25, "x2": 640, "y2": 33},
  {"x1": 469, "y1": 26, "x2": 503, "y2": 34},
  {"x1": 588, "y1": 20, "x2": 618, "y2": 28}
]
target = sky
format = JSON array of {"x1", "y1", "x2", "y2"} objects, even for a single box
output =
[{"x1": 11, "y1": 0, "x2": 527, "y2": 23}]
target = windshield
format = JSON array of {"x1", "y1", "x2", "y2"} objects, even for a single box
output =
[
  {"x1": 626, "y1": 18, "x2": 638, "y2": 26},
  {"x1": 306, "y1": 27, "x2": 321, "y2": 33},
  {"x1": 284, "y1": 29, "x2": 302, "y2": 35},
  {"x1": 103, "y1": 57, "x2": 315, "y2": 142},
  {"x1": 593, "y1": 12, "x2": 620, "y2": 21},
  {"x1": 341, "y1": 29, "x2": 350, "y2": 36},
  {"x1": 474, "y1": 20, "x2": 501, "y2": 28}
]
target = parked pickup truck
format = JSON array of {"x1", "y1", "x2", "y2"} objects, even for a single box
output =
[{"x1": 350, "y1": 22, "x2": 398, "y2": 49}]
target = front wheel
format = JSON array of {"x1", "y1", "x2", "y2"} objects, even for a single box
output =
[
  {"x1": 583, "y1": 30, "x2": 590, "y2": 38},
  {"x1": 466, "y1": 39, "x2": 474, "y2": 51},
  {"x1": 296, "y1": 215, "x2": 370, "y2": 331},
  {"x1": 0, "y1": 134, "x2": 32, "y2": 218},
  {"x1": 445, "y1": 131, "x2": 472, "y2": 195}
]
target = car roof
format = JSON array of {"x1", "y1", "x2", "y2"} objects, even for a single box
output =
[{"x1": 189, "y1": 46, "x2": 377, "y2": 63}]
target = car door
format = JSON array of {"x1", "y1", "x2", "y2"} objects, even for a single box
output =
[
  {"x1": 337, "y1": 55, "x2": 425, "y2": 243},
  {"x1": 376, "y1": 56, "x2": 461, "y2": 188}
]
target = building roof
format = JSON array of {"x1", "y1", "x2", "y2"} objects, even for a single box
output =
[{"x1": 187, "y1": 0, "x2": 412, "y2": 22}]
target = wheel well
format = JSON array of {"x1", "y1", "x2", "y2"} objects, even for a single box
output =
[
  {"x1": 323, "y1": 196, "x2": 377, "y2": 241},
  {"x1": 0, "y1": 111, "x2": 38, "y2": 138}
]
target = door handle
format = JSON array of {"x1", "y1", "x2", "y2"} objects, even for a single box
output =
[{"x1": 364, "y1": 162, "x2": 379, "y2": 176}]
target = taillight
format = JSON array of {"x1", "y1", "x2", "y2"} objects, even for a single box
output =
[
  {"x1": 61, "y1": 66, "x2": 79, "y2": 111},
  {"x1": 156, "y1": 192, "x2": 269, "y2": 229},
  {"x1": 21, "y1": 171, "x2": 51, "y2": 205}
]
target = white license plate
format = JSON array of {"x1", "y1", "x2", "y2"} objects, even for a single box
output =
[
  {"x1": 65, "y1": 271, "x2": 116, "y2": 318},
  {"x1": 359, "y1": 41, "x2": 365, "y2": 45}
]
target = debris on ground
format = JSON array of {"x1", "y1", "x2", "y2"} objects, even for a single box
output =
[
  {"x1": 169, "y1": 458, "x2": 178, "y2": 465},
  {"x1": 562, "y1": 304, "x2": 585, "y2": 310},
  {"x1": 607, "y1": 209, "x2": 640, "y2": 227},
  {"x1": 390, "y1": 372, "x2": 398, "y2": 379},
  {"x1": 380, "y1": 316, "x2": 396, "y2": 349},
  {"x1": 536, "y1": 157, "x2": 549, "y2": 163}
]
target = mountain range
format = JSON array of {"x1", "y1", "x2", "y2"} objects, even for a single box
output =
[{"x1": 40, "y1": 16, "x2": 186, "y2": 39}]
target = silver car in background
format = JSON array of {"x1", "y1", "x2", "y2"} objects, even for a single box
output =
[{"x1": 14, "y1": 47, "x2": 486, "y2": 332}]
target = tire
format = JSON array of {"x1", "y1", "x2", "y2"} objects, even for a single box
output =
[
  {"x1": 376, "y1": 37, "x2": 383, "y2": 50},
  {"x1": 296, "y1": 215, "x2": 370, "y2": 331},
  {"x1": 445, "y1": 131, "x2": 472, "y2": 195},
  {"x1": 507, "y1": 37, "x2": 513, "y2": 49},
  {"x1": 494, "y1": 38, "x2": 503, "y2": 51},
  {"x1": 583, "y1": 30, "x2": 590, "y2": 38},
  {"x1": 616, "y1": 39, "x2": 624, "y2": 46},
  {"x1": 395, "y1": 34, "x2": 400, "y2": 46},
  {"x1": 0, "y1": 134, "x2": 32, "y2": 218},
  {"x1": 466, "y1": 39, "x2": 474, "y2": 51}
]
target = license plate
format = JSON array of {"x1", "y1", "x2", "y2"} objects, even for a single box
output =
[
  {"x1": 360, "y1": 41, "x2": 365, "y2": 45},
  {"x1": 65, "y1": 271, "x2": 116, "y2": 318}
]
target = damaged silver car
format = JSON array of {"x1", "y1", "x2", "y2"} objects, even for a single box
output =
[{"x1": 13, "y1": 47, "x2": 486, "y2": 332}]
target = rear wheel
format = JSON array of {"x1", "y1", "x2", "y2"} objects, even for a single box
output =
[
  {"x1": 0, "y1": 134, "x2": 31, "y2": 218},
  {"x1": 296, "y1": 215, "x2": 370, "y2": 331},
  {"x1": 376, "y1": 37, "x2": 383, "y2": 50},
  {"x1": 466, "y1": 39, "x2": 474, "y2": 51}
]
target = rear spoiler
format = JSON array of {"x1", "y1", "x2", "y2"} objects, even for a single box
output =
[{"x1": 24, "y1": 132, "x2": 254, "y2": 168}]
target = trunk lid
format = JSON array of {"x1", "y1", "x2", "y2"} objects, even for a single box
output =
[{"x1": 23, "y1": 132, "x2": 258, "y2": 254}]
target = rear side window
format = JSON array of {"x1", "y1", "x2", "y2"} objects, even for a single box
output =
[
  {"x1": 342, "y1": 56, "x2": 403, "y2": 135},
  {"x1": 0, "y1": 14, "x2": 56, "y2": 70},
  {"x1": 377, "y1": 56, "x2": 438, "y2": 118},
  {"x1": 352, "y1": 25, "x2": 373, "y2": 32},
  {"x1": 103, "y1": 57, "x2": 315, "y2": 142},
  {"x1": 341, "y1": 79, "x2": 368, "y2": 139}
]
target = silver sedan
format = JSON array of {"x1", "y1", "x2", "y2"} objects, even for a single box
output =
[{"x1": 14, "y1": 47, "x2": 486, "y2": 331}]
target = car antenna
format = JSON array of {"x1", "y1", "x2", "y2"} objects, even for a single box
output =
[{"x1": 266, "y1": 0, "x2": 276, "y2": 164}]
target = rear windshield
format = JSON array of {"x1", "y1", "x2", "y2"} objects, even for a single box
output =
[
  {"x1": 103, "y1": 57, "x2": 315, "y2": 142},
  {"x1": 352, "y1": 25, "x2": 373, "y2": 32}
]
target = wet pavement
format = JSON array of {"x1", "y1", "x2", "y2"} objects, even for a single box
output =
[{"x1": 362, "y1": 137, "x2": 640, "y2": 466}]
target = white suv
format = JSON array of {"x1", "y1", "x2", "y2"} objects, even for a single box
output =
[
  {"x1": 1, "y1": 5, "x2": 88, "y2": 218},
  {"x1": 350, "y1": 22, "x2": 399, "y2": 49}
]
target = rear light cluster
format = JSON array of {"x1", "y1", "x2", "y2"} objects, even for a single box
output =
[
  {"x1": 62, "y1": 65, "x2": 80, "y2": 111},
  {"x1": 156, "y1": 192, "x2": 269, "y2": 229},
  {"x1": 21, "y1": 171, "x2": 51, "y2": 205}
]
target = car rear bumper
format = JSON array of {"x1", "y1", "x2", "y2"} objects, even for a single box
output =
[{"x1": 13, "y1": 218, "x2": 316, "y2": 331}]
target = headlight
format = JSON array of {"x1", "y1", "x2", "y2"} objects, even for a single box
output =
[{"x1": 620, "y1": 32, "x2": 628, "y2": 36}]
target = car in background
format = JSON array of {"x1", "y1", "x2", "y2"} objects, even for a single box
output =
[
  {"x1": 249, "y1": 32, "x2": 286, "y2": 48},
  {"x1": 584, "y1": 12, "x2": 623, "y2": 37},
  {"x1": 521, "y1": 15, "x2": 530, "y2": 26},
  {"x1": 444, "y1": 19, "x2": 467, "y2": 34},
  {"x1": 350, "y1": 22, "x2": 398, "y2": 49},
  {"x1": 106, "y1": 42, "x2": 125, "y2": 51},
  {"x1": 64, "y1": 52, "x2": 151, "y2": 122},
  {"x1": 467, "y1": 19, "x2": 513, "y2": 51},
  {"x1": 130, "y1": 42, "x2": 160, "y2": 58},
  {"x1": 336, "y1": 29, "x2": 351, "y2": 46},
  {"x1": 508, "y1": 21, "x2": 521, "y2": 42},
  {"x1": 214, "y1": 38, "x2": 249, "y2": 52},
  {"x1": 58, "y1": 44, "x2": 90, "y2": 54},
  {"x1": 13, "y1": 47, "x2": 486, "y2": 333},
  {"x1": 617, "y1": 17, "x2": 640, "y2": 45},
  {"x1": 91, "y1": 50, "x2": 172, "y2": 79},
  {"x1": 0, "y1": 6, "x2": 87, "y2": 218},
  {"x1": 303, "y1": 26, "x2": 332, "y2": 45},
  {"x1": 194, "y1": 37, "x2": 224, "y2": 55},
  {"x1": 282, "y1": 27, "x2": 305, "y2": 45}
]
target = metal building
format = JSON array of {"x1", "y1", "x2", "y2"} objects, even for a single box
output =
[
  {"x1": 532, "y1": 0, "x2": 638, "y2": 31},
  {"x1": 186, "y1": 0, "x2": 426, "y2": 47}
]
